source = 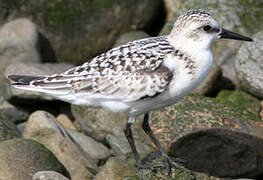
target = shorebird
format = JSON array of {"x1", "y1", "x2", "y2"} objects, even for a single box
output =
[{"x1": 8, "y1": 10, "x2": 252, "y2": 177}]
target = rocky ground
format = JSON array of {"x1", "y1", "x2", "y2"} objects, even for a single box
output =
[{"x1": 0, "y1": 0, "x2": 263, "y2": 180}]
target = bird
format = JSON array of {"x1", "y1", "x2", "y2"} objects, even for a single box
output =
[{"x1": 8, "y1": 10, "x2": 252, "y2": 177}]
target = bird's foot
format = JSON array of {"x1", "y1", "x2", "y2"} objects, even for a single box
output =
[{"x1": 137, "y1": 151, "x2": 195, "y2": 180}]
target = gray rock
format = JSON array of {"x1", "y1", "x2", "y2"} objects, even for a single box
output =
[
  {"x1": 0, "y1": 138, "x2": 70, "y2": 180},
  {"x1": 23, "y1": 110, "x2": 98, "y2": 180},
  {"x1": 106, "y1": 134, "x2": 152, "y2": 157},
  {"x1": 0, "y1": 0, "x2": 163, "y2": 65},
  {"x1": 66, "y1": 129, "x2": 111, "y2": 161},
  {"x1": 170, "y1": 128, "x2": 263, "y2": 178},
  {"x1": 0, "y1": 97, "x2": 29, "y2": 123},
  {"x1": 71, "y1": 106, "x2": 154, "y2": 157},
  {"x1": 94, "y1": 157, "x2": 138, "y2": 180},
  {"x1": 235, "y1": 31, "x2": 263, "y2": 98},
  {"x1": 149, "y1": 93, "x2": 262, "y2": 151},
  {"x1": 162, "y1": 0, "x2": 263, "y2": 34},
  {"x1": 114, "y1": 31, "x2": 150, "y2": 47},
  {"x1": 33, "y1": 171, "x2": 70, "y2": 180},
  {"x1": 0, "y1": 18, "x2": 40, "y2": 85},
  {"x1": 4, "y1": 62, "x2": 75, "y2": 101},
  {"x1": 0, "y1": 116, "x2": 20, "y2": 142}
]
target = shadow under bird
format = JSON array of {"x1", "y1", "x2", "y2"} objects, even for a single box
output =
[{"x1": 8, "y1": 10, "x2": 252, "y2": 178}]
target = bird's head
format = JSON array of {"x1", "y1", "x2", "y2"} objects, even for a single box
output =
[{"x1": 169, "y1": 10, "x2": 252, "y2": 50}]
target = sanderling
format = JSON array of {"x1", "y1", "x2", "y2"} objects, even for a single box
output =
[{"x1": 8, "y1": 10, "x2": 252, "y2": 177}]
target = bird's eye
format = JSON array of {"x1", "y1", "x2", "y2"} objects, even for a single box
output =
[{"x1": 203, "y1": 25, "x2": 212, "y2": 32}]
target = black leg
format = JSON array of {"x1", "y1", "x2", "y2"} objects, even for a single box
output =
[
  {"x1": 124, "y1": 117, "x2": 165, "y2": 170},
  {"x1": 142, "y1": 112, "x2": 195, "y2": 179},
  {"x1": 124, "y1": 121, "x2": 141, "y2": 164}
]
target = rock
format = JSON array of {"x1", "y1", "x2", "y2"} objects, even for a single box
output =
[
  {"x1": 71, "y1": 106, "x2": 154, "y2": 157},
  {"x1": 149, "y1": 94, "x2": 262, "y2": 152},
  {"x1": 66, "y1": 129, "x2": 111, "y2": 161},
  {"x1": 162, "y1": 0, "x2": 263, "y2": 34},
  {"x1": 4, "y1": 62, "x2": 75, "y2": 102},
  {"x1": 23, "y1": 110, "x2": 98, "y2": 180},
  {"x1": 114, "y1": 31, "x2": 150, "y2": 47},
  {"x1": 192, "y1": 63, "x2": 222, "y2": 95},
  {"x1": 170, "y1": 128, "x2": 263, "y2": 178},
  {"x1": 216, "y1": 90, "x2": 261, "y2": 119},
  {"x1": 141, "y1": 93, "x2": 263, "y2": 178},
  {"x1": 0, "y1": 18, "x2": 40, "y2": 85},
  {"x1": 0, "y1": 97, "x2": 29, "y2": 123},
  {"x1": 94, "y1": 157, "x2": 138, "y2": 180},
  {"x1": 0, "y1": 0, "x2": 164, "y2": 65},
  {"x1": 0, "y1": 138, "x2": 70, "y2": 180},
  {"x1": 235, "y1": 31, "x2": 263, "y2": 98},
  {"x1": 33, "y1": 171, "x2": 70, "y2": 180},
  {"x1": 0, "y1": 116, "x2": 20, "y2": 142},
  {"x1": 106, "y1": 133, "x2": 152, "y2": 158},
  {"x1": 56, "y1": 114, "x2": 77, "y2": 130},
  {"x1": 94, "y1": 157, "x2": 221, "y2": 180}
]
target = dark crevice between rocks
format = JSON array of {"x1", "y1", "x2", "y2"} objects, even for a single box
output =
[
  {"x1": 8, "y1": 98, "x2": 72, "y2": 119},
  {"x1": 37, "y1": 32, "x2": 57, "y2": 63},
  {"x1": 144, "y1": 0, "x2": 166, "y2": 36}
]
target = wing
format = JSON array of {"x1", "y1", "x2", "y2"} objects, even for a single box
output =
[{"x1": 9, "y1": 36, "x2": 175, "y2": 102}]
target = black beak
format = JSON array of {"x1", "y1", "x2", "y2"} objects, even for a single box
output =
[{"x1": 219, "y1": 28, "x2": 253, "y2": 41}]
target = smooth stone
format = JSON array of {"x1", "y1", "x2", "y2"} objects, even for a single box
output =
[
  {"x1": 33, "y1": 171, "x2": 70, "y2": 180},
  {"x1": 235, "y1": 31, "x2": 263, "y2": 98},
  {"x1": 0, "y1": 18, "x2": 40, "y2": 84},
  {"x1": 0, "y1": 138, "x2": 70, "y2": 180},
  {"x1": 170, "y1": 128, "x2": 263, "y2": 178},
  {"x1": 23, "y1": 110, "x2": 98, "y2": 180},
  {"x1": 67, "y1": 129, "x2": 111, "y2": 161},
  {"x1": 56, "y1": 114, "x2": 77, "y2": 130}
]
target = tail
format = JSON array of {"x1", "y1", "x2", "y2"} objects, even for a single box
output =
[
  {"x1": 7, "y1": 74, "x2": 71, "y2": 95},
  {"x1": 8, "y1": 75, "x2": 45, "y2": 85}
]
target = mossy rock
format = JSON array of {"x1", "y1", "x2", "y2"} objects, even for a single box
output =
[
  {"x1": 0, "y1": 0, "x2": 163, "y2": 64},
  {"x1": 150, "y1": 93, "x2": 261, "y2": 150}
]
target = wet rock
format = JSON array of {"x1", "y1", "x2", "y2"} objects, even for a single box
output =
[
  {"x1": 23, "y1": 110, "x2": 98, "y2": 180},
  {"x1": 0, "y1": 0, "x2": 163, "y2": 65},
  {"x1": 114, "y1": 31, "x2": 150, "y2": 47},
  {"x1": 235, "y1": 31, "x2": 263, "y2": 98},
  {"x1": 33, "y1": 171, "x2": 70, "y2": 180},
  {"x1": 94, "y1": 157, "x2": 138, "y2": 180},
  {"x1": 4, "y1": 62, "x2": 75, "y2": 102},
  {"x1": 0, "y1": 18, "x2": 40, "y2": 85},
  {"x1": 0, "y1": 138, "x2": 70, "y2": 180},
  {"x1": 170, "y1": 128, "x2": 263, "y2": 178},
  {"x1": 0, "y1": 97, "x2": 29, "y2": 123},
  {"x1": 66, "y1": 129, "x2": 111, "y2": 161}
]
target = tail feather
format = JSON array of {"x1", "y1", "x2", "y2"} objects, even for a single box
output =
[{"x1": 8, "y1": 75, "x2": 45, "y2": 85}]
